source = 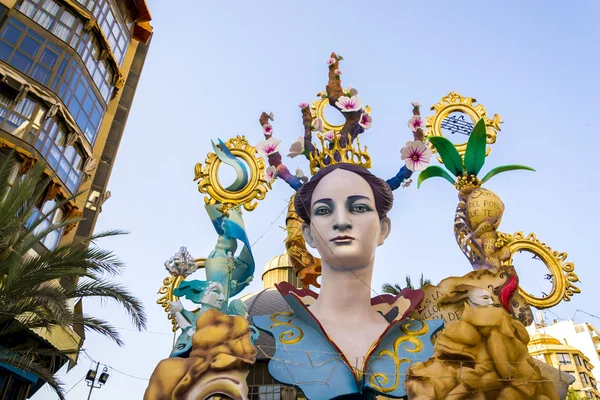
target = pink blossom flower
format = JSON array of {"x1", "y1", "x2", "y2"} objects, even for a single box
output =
[
  {"x1": 295, "y1": 167, "x2": 308, "y2": 183},
  {"x1": 344, "y1": 86, "x2": 358, "y2": 97},
  {"x1": 335, "y1": 69, "x2": 343, "y2": 76},
  {"x1": 408, "y1": 115, "x2": 425, "y2": 132},
  {"x1": 327, "y1": 58, "x2": 336, "y2": 66},
  {"x1": 401, "y1": 141, "x2": 433, "y2": 171},
  {"x1": 359, "y1": 113, "x2": 372, "y2": 129},
  {"x1": 313, "y1": 118, "x2": 324, "y2": 132},
  {"x1": 411, "y1": 101, "x2": 421, "y2": 108},
  {"x1": 262, "y1": 123, "x2": 273, "y2": 136},
  {"x1": 322, "y1": 130, "x2": 335, "y2": 142},
  {"x1": 298, "y1": 102, "x2": 309, "y2": 109},
  {"x1": 335, "y1": 95, "x2": 363, "y2": 112},
  {"x1": 265, "y1": 166, "x2": 277, "y2": 183},
  {"x1": 287, "y1": 136, "x2": 304, "y2": 158},
  {"x1": 256, "y1": 137, "x2": 281, "y2": 156}
]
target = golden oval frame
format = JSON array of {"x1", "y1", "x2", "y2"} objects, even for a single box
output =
[
  {"x1": 425, "y1": 91, "x2": 502, "y2": 161},
  {"x1": 194, "y1": 136, "x2": 270, "y2": 213},
  {"x1": 500, "y1": 232, "x2": 580, "y2": 309},
  {"x1": 311, "y1": 91, "x2": 371, "y2": 134}
]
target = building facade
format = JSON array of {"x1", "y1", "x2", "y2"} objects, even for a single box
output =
[
  {"x1": 0, "y1": 0, "x2": 151, "y2": 397},
  {"x1": 528, "y1": 320, "x2": 600, "y2": 399}
]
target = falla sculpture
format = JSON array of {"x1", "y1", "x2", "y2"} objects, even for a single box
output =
[{"x1": 144, "y1": 53, "x2": 579, "y2": 399}]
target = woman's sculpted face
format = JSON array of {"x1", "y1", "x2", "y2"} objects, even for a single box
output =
[{"x1": 301, "y1": 169, "x2": 391, "y2": 270}]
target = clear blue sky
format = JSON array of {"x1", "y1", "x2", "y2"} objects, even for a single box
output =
[{"x1": 33, "y1": 1, "x2": 600, "y2": 398}]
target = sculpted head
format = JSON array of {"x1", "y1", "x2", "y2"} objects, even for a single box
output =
[
  {"x1": 174, "y1": 280, "x2": 226, "y2": 310},
  {"x1": 295, "y1": 164, "x2": 393, "y2": 270}
]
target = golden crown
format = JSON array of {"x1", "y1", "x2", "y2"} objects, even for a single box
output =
[{"x1": 306, "y1": 91, "x2": 372, "y2": 175}]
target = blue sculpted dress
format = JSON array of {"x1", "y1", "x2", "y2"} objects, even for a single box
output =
[{"x1": 253, "y1": 282, "x2": 443, "y2": 399}]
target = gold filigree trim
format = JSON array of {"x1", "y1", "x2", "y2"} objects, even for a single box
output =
[
  {"x1": 425, "y1": 91, "x2": 501, "y2": 161},
  {"x1": 194, "y1": 136, "x2": 270, "y2": 213},
  {"x1": 499, "y1": 232, "x2": 580, "y2": 309},
  {"x1": 308, "y1": 132, "x2": 371, "y2": 175},
  {"x1": 269, "y1": 312, "x2": 304, "y2": 345},
  {"x1": 369, "y1": 320, "x2": 427, "y2": 393}
]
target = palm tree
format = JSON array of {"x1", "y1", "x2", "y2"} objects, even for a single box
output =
[
  {"x1": 382, "y1": 273, "x2": 432, "y2": 295},
  {"x1": 0, "y1": 152, "x2": 147, "y2": 399}
]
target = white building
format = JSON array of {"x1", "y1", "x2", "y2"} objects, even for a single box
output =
[{"x1": 527, "y1": 319, "x2": 600, "y2": 392}]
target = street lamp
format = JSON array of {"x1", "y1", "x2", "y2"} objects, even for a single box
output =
[{"x1": 85, "y1": 363, "x2": 109, "y2": 399}]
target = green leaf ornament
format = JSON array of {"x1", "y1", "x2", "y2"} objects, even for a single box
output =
[
  {"x1": 417, "y1": 165, "x2": 456, "y2": 188},
  {"x1": 464, "y1": 118, "x2": 487, "y2": 176},
  {"x1": 428, "y1": 136, "x2": 464, "y2": 177},
  {"x1": 480, "y1": 164, "x2": 536, "y2": 184}
]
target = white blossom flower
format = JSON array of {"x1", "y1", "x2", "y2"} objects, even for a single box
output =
[
  {"x1": 334, "y1": 68, "x2": 343, "y2": 76},
  {"x1": 256, "y1": 137, "x2": 281, "y2": 156},
  {"x1": 262, "y1": 123, "x2": 273, "y2": 136},
  {"x1": 323, "y1": 130, "x2": 335, "y2": 142},
  {"x1": 335, "y1": 95, "x2": 363, "y2": 112},
  {"x1": 313, "y1": 118, "x2": 324, "y2": 132},
  {"x1": 401, "y1": 140, "x2": 433, "y2": 171},
  {"x1": 299, "y1": 102, "x2": 309, "y2": 109},
  {"x1": 359, "y1": 113, "x2": 372, "y2": 129},
  {"x1": 287, "y1": 136, "x2": 304, "y2": 158},
  {"x1": 265, "y1": 165, "x2": 277, "y2": 183},
  {"x1": 295, "y1": 167, "x2": 308, "y2": 183},
  {"x1": 327, "y1": 58, "x2": 336, "y2": 66},
  {"x1": 408, "y1": 115, "x2": 425, "y2": 132}
]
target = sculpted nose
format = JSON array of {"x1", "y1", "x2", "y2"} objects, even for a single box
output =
[{"x1": 333, "y1": 210, "x2": 352, "y2": 231}]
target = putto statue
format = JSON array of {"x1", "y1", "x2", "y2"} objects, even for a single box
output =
[{"x1": 145, "y1": 53, "x2": 578, "y2": 399}]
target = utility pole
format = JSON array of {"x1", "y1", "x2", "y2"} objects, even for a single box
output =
[{"x1": 85, "y1": 362, "x2": 110, "y2": 399}]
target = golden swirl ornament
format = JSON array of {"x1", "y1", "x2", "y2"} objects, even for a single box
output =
[
  {"x1": 269, "y1": 312, "x2": 304, "y2": 345},
  {"x1": 156, "y1": 258, "x2": 205, "y2": 331},
  {"x1": 498, "y1": 232, "x2": 580, "y2": 309},
  {"x1": 368, "y1": 320, "x2": 428, "y2": 393},
  {"x1": 194, "y1": 136, "x2": 270, "y2": 213},
  {"x1": 426, "y1": 91, "x2": 502, "y2": 161}
]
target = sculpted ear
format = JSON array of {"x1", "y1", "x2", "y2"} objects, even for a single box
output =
[
  {"x1": 378, "y1": 217, "x2": 391, "y2": 246},
  {"x1": 302, "y1": 222, "x2": 317, "y2": 248}
]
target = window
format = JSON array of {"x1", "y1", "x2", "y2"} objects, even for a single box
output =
[
  {"x1": 30, "y1": 197, "x2": 65, "y2": 250},
  {"x1": 557, "y1": 353, "x2": 572, "y2": 365},
  {"x1": 0, "y1": 17, "x2": 107, "y2": 142},
  {"x1": 576, "y1": 325, "x2": 586, "y2": 333},
  {"x1": 580, "y1": 372, "x2": 590, "y2": 386},
  {"x1": 35, "y1": 117, "x2": 83, "y2": 192},
  {"x1": 0, "y1": 93, "x2": 35, "y2": 137},
  {"x1": 14, "y1": 2, "x2": 115, "y2": 102},
  {"x1": 248, "y1": 385, "x2": 281, "y2": 400},
  {"x1": 73, "y1": 0, "x2": 130, "y2": 64},
  {"x1": 575, "y1": 354, "x2": 583, "y2": 366}
]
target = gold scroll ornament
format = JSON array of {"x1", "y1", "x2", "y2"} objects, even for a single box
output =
[
  {"x1": 194, "y1": 135, "x2": 270, "y2": 214},
  {"x1": 425, "y1": 91, "x2": 502, "y2": 161}
]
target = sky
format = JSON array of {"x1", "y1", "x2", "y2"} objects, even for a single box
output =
[{"x1": 32, "y1": 0, "x2": 600, "y2": 398}]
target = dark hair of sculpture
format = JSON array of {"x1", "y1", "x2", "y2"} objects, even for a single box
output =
[{"x1": 294, "y1": 163, "x2": 394, "y2": 224}]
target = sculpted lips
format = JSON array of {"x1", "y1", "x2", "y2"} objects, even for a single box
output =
[{"x1": 330, "y1": 235, "x2": 355, "y2": 244}]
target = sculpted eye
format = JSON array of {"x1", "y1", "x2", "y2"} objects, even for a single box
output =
[
  {"x1": 314, "y1": 206, "x2": 331, "y2": 216},
  {"x1": 351, "y1": 204, "x2": 371, "y2": 213}
]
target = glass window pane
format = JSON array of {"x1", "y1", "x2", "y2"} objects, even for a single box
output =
[
  {"x1": 1, "y1": 24, "x2": 22, "y2": 45},
  {"x1": 10, "y1": 50, "x2": 34, "y2": 73},
  {"x1": 0, "y1": 41, "x2": 14, "y2": 61},
  {"x1": 41, "y1": 0, "x2": 59, "y2": 15},
  {"x1": 31, "y1": 64, "x2": 51, "y2": 84},
  {"x1": 19, "y1": 35, "x2": 41, "y2": 57},
  {"x1": 39, "y1": 48, "x2": 58, "y2": 68}
]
